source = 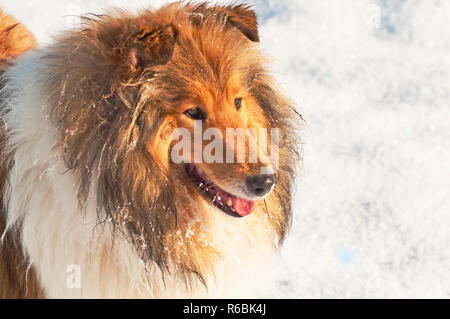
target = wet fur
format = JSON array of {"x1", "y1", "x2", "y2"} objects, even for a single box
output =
[{"x1": 0, "y1": 2, "x2": 301, "y2": 298}]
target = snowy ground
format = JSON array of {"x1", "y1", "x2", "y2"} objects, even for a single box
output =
[{"x1": 2, "y1": 0, "x2": 450, "y2": 298}]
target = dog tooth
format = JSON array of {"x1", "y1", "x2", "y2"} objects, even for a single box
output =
[{"x1": 227, "y1": 199, "x2": 232, "y2": 206}]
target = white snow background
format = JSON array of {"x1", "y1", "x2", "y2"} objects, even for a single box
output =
[{"x1": 2, "y1": 0, "x2": 450, "y2": 298}]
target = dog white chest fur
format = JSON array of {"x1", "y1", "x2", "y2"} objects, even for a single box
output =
[{"x1": 0, "y1": 52, "x2": 275, "y2": 298}]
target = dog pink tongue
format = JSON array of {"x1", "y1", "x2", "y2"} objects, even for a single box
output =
[{"x1": 232, "y1": 197, "x2": 256, "y2": 216}]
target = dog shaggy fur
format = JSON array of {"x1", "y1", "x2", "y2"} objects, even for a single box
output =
[{"x1": 0, "y1": 2, "x2": 301, "y2": 298}]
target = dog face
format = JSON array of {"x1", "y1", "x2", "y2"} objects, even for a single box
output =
[
  {"x1": 173, "y1": 70, "x2": 274, "y2": 200},
  {"x1": 151, "y1": 68, "x2": 277, "y2": 218},
  {"x1": 44, "y1": 2, "x2": 300, "y2": 282}
]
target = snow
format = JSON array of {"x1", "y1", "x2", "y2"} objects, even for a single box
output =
[{"x1": 2, "y1": 0, "x2": 450, "y2": 298}]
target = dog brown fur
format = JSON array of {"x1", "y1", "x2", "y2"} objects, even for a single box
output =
[
  {"x1": 0, "y1": 9, "x2": 36, "y2": 73},
  {"x1": 1, "y1": 2, "x2": 301, "y2": 297}
]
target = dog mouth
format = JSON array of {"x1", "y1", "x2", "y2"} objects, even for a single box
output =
[{"x1": 184, "y1": 164, "x2": 255, "y2": 218}]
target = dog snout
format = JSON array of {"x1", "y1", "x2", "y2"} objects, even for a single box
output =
[{"x1": 245, "y1": 174, "x2": 275, "y2": 197}]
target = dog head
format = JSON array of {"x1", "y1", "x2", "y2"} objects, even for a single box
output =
[{"x1": 45, "y1": 2, "x2": 301, "y2": 284}]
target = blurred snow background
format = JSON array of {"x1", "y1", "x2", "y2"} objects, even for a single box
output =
[{"x1": 2, "y1": 0, "x2": 449, "y2": 298}]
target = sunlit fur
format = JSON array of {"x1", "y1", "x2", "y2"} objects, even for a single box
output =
[
  {"x1": 0, "y1": 2, "x2": 301, "y2": 298},
  {"x1": 0, "y1": 8, "x2": 36, "y2": 73}
]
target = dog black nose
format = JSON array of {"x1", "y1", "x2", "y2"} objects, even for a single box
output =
[{"x1": 245, "y1": 174, "x2": 275, "y2": 197}]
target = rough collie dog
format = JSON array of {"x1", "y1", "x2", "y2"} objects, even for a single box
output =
[{"x1": 0, "y1": 2, "x2": 300, "y2": 298}]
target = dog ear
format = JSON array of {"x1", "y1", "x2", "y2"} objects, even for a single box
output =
[
  {"x1": 223, "y1": 4, "x2": 259, "y2": 42},
  {"x1": 127, "y1": 24, "x2": 177, "y2": 72},
  {"x1": 100, "y1": 20, "x2": 178, "y2": 79},
  {"x1": 191, "y1": 4, "x2": 259, "y2": 42}
]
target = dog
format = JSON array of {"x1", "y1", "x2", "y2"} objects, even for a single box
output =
[{"x1": 0, "y1": 2, "x2": 301, "y2": 298}]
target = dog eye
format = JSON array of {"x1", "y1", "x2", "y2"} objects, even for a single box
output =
[
  {"x1": 184, "y1": 108, "x2": 206, "y2": 120},
  {"x1": 234, "y1": 98, "x2": 243, "y2": 110}
]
